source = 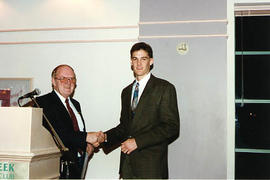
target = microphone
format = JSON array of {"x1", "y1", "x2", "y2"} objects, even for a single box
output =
[{"x1": 18, "y1": 88, "x2": 41, "y2": 100}]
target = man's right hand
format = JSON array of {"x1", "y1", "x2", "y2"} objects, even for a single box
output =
[{"x1": 86, "y1": 131, "x2": 105, "y2": 147}]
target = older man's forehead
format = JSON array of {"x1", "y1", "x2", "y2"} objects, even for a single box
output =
[{"x1": 56, "y1": 66, "x2": 75, "y2": 75}]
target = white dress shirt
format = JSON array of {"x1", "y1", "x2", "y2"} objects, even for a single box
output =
[
  {"x1": 54, "y1": 90, "x2": 84, "y2": 131},
  {"x1": 131, "y1": 72, "x2": 151, "y2": 104}
]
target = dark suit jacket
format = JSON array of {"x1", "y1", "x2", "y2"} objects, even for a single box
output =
[
  {"x1": 106, "y1": 74, "x2": 180, "y2": 179},
  {"x1": 35, "y1": 91, "x2": 87, "y2": 158}
]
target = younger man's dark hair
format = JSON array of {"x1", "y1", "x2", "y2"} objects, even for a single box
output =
[{"x1": 130, "y1": 42, "x2": 153, "y2": 58}]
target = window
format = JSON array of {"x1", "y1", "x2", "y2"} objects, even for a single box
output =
[{"x1": 235, "y1": 13, "x2": 270, "y2": 179}]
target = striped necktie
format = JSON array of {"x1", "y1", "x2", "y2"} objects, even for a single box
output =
[{"x1": 131, "y1": 82, "x2": 139, "y2": 111}]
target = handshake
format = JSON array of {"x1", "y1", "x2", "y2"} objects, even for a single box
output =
[
  {"x1": 86, "y1": 131, "x2": 106, "y2": 148},
  {"x1": 85, "y1": 131, "x2": 138, "y2": 155}
]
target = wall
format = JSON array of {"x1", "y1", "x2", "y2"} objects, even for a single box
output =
[
  {"x1": 139, "y1": 0, "x2": 234, "y2": 178},
  {"x1": 0, "y1": 0, "x2": 139, "y2": 178}
]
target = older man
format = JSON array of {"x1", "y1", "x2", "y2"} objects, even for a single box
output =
[{"x1": 36, "y1": 64, "x2": 103, "y2": 178}]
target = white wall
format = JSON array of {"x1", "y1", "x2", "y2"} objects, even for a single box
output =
[{"x1": 0, "y1": 0, "x2": 139, "y2": 178}]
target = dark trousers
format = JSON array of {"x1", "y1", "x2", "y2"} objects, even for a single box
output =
[{"x1": 60, "y1": 155, "x2": 84, "y2": 179}]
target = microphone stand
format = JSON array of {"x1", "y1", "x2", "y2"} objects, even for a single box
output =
[
  {"x1": 78, "y1": 111, "x2": 91, "y2": 179},
  {"x1": 81, "y1": 152, "x2": 89, "y2": 179},
  {"x1": 30, "y1": 97, "x2": 74, "y2": 178}
]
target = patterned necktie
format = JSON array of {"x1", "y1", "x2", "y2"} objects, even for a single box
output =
[
  {"x1": 131, "y1": 82, "x2": 139, "y2": 111},
  {"x1": 65, "y1": 99, "x2": 79, "y2": 131}
]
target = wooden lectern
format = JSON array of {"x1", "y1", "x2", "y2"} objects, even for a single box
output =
[{"x1": 0, "y1": 107, "x2": 61, "y2": 179}]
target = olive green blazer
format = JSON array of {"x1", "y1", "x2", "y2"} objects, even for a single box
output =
[{"x1": 106, "y1": 74, "x2": 180, "y2": 179}]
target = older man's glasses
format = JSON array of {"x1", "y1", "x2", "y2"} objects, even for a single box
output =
[{"x1": 55, "y1": 77, "x2": 76, "y2": 83}]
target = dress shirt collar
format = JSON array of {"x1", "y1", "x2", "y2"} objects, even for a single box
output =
[
  {"x1": 54, "y1": 90, "x2": 70, "y2": 105},
  {"x1": 134, "y1": 72, "x2": 151, "y2": 88}
]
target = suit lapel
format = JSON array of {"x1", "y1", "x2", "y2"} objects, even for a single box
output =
[
  {"x1": 51, "y1": 91, "x2": 74, "y2": 129},
  {"x1": 129, "y1": 75, "x2": 156, "y2": 131},
  {"x1": 134, "y1": 74, "x2": 155, "y2": 113},
  {"x1": 128, "y1": 75, "x2": 156, "y2": 115},
  {"x1": 127, "y1": 83, "x2": 134, "y2": 121}
]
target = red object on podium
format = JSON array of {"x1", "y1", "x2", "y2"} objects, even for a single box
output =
[{"x1": 0, "y1": 89, "x2": 11, "y2": 107}]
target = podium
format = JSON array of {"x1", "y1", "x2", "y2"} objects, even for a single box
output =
[{"x1": 0, "y1": 107, "x2": 61, "y2": 179}]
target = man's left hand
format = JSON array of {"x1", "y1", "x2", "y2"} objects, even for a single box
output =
[
  {"x1": 86, "y1": 143, "x2": 94, "y2": 155},
  {"x1": 121, "y1": 138, "x2": 137, "y2": 154}
]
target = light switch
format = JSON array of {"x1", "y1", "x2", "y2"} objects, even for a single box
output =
[{"x1": 176, "y1": 42, "x2": 189, "y2": 55}]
